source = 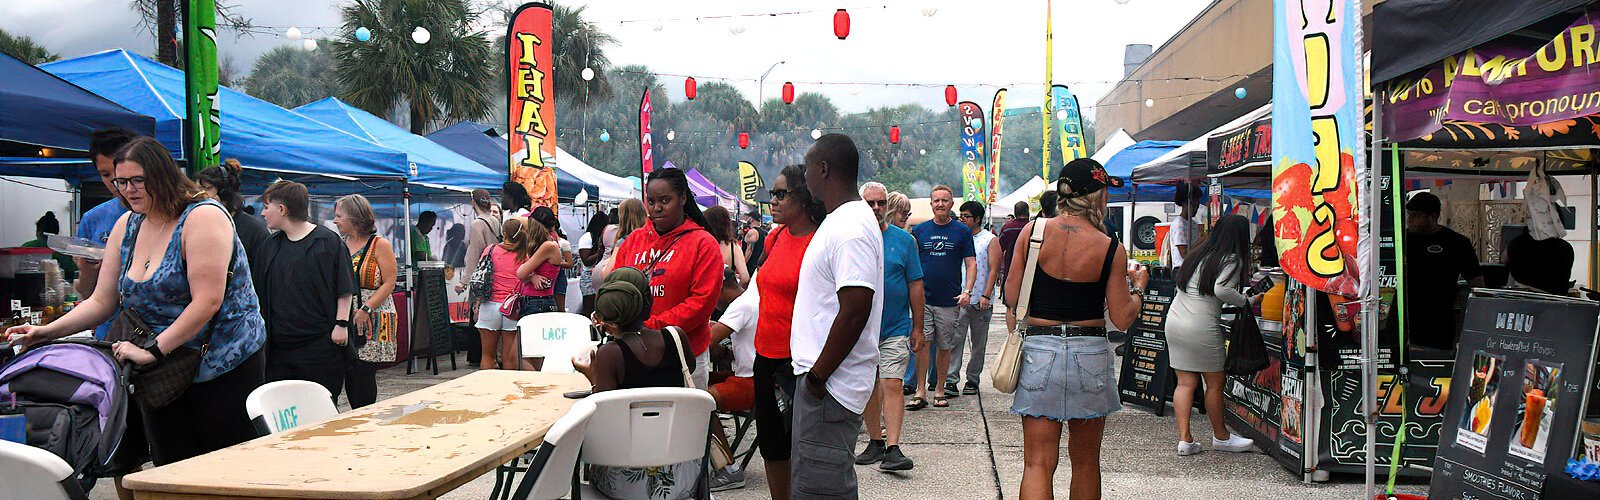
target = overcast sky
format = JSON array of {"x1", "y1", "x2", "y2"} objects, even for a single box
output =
[{"x1": 2, "y1": 0, "x2": 1215, "y2": 118}]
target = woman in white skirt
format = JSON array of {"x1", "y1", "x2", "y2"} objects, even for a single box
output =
[{"x1": 1164, "y1": 214, "x2": 1262, "y2": 456}]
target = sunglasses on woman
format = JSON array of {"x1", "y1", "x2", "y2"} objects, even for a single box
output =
[{"x1": 768, "y1": 188, "x2": 792, "y2": 201}]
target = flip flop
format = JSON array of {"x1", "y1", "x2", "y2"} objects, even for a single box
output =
[
  {"x1": 932, "y1": 397, "x2": 950, "y2": 408},
  {"x1": 905, "y1": 397, "x2": 929, "y2": 411}
]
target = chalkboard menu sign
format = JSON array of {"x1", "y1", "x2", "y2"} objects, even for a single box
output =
[
  {"x1": 409, "y1": 265, "x2": 453, "y2": 363},
  {"x1": 1429, "y1": 290, "x2": 1599, "y2": 500},
  {"x1": 1119, "y1": 278, "x2": 1179, "y2": 414}
]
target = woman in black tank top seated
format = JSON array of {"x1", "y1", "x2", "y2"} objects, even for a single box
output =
[
  {"x1": 573, "y1": 267, "x2": 702, "y2": 499},
  {"x1": 1002, "y1": 158, "x2": 1148, "y2": 500}
]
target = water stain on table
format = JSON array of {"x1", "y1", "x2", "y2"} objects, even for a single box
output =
[
  {"x1": 279, "y1": 416, "x2": 371, "y2": 441},
  {"x1": 510, "y1": 381, "x2": 550, "y2": 400}
]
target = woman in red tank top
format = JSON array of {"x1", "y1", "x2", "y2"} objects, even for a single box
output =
[{"x1": 748, "y1": 165, "x2": 827, "y2": 499}]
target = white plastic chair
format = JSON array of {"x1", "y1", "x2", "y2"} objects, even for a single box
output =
[
  {"x1": 244, "y1": 380, "x2": 339, "y2": 435},
  {"x1": 578, "y1": 387, "x2": 716, "y2": 499},
  {"x1": 518, "y1": 312, "x2": 599, "y2": 373},
  {"x1": 507, "y1": 399, "x2": 597, "y2": 500},
  {"x1": 0, "y1": 440, "x2": 86, "y2": 500}
]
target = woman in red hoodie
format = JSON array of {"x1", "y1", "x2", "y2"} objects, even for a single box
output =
[{"x1": 612, "y1": 167, "x2": 725, "y2": 389}]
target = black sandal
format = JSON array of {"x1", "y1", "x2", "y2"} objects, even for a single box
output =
[
  {"x1": 905, "y1": 397, "x2": 929, "y2": 411},
  {"x1": 932, "y1": 397, "x2": 950, "y2": 408}
]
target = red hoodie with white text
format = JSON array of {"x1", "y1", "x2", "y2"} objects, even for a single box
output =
[{"x1": 614, "y1": 219, "x2": 724, "y2": 356}]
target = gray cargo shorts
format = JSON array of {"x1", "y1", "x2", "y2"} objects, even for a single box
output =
[
  {"x1": 925, "y1": 304, "x2": 962, "y2": 350},
  {"x1": 791, "y1": 376, "x2": 863, "y2": 499}
]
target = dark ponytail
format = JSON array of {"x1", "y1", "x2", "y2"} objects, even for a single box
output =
[
  {"x1": 195, "y1": 158, "x2": 246, "y2": 214},
  {"x1": 646, "y1": 167, "x2": 711, "y2": 231}
]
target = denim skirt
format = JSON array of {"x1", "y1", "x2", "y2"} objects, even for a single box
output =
[{"x1": 1010, "y1": 334, "x2": 1122, "y2": 422}]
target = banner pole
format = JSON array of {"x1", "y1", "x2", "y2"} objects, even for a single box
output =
[{"x1": 1041, "y1": 0, "x2": 1053, "y2": 180}]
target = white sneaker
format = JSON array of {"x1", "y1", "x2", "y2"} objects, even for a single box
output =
[
  {"x1": 1212, "y1": 434, "x2": 1255, "y2": 452},
  {"x1": 1176, "y1": 441, "x2": 1203, "y2": 456}
]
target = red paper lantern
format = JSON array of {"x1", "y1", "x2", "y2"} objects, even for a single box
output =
[
  {"x1": 889, "y1": 126, "x2": 901, "y2": 144},
  {"x1": 782, "y1": 81, "x2": 795, "y2": 104},
  {"x1": 944, "y1": 85, "x2": 957, "y2": 107},
  {"x1": 685, "y1": 77, "x2": 697, "y2": 100},
  {"x1": 833, "y1": 9, "x2": 850, "y2": 40},
  {"x1": 738, "y1": 132, "x2": 750, "y2": 149}
]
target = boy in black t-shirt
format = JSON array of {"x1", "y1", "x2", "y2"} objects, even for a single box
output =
[{"x1": 1403, "y1": 192, "x2": 1483, "y2": 350}]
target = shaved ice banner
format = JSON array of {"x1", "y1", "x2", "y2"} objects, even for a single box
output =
[
  {"x1": 1383, "y1": 7, "x2": 1600, "y2": 142},
  {"x1": 1052, "y1": 84, "x2": 1088, "y2": 163},
  {"x1": 508, "y1": 2, "x2": 559, "y2": 210},
  {"x1": 959, "y1": 101, "x2": 988, "y2": 203},
  {"x1": 1271, "y1": 0, "x2": 1366, "y2": 297}
]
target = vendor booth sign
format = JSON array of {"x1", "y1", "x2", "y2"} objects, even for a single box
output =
[
  {"x1": 1207, "y1": 117, "x2": 1270, "y2": 177},
  {"x1": 1430, "y1": 290, "x2": 1600, "y2": 499},
  {"x1": 508, "y1": 2, "x2": 560, "y2": 211},
  {"x1": 1384, "y1": 7, "x2": 1600, "y2": 142},
  {"x1": 1270, "y1": 0, "x2": 1366, "y2": 297},
  {"x1": 1118, "y1": 278, "x2": 1179, "y2": 413}
]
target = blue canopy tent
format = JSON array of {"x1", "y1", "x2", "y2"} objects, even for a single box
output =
[
  {"x1": 295, "y1": 99, "x2": 502, "y2": 193},
  {"x1": 1103, "y1": 140, "x2": 1187, "y2": 203},
  {"x1": 425, "y1": 120, "x2": 598, "y2": 202},
  {"x1": 0, "y1": 52, "x2": 156, "y2": 181},
  {"x1": 40, "y1": 50, "x2": 410, "y2": 191}
]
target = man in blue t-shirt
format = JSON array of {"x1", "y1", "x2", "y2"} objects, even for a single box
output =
[
  {"x1": 75, "y1": 128, "x2": 139, "y2": 340},
  {"x1": 908, "y1": 185, "x2": 975, "y2": 406},
  {"x1": 854, "y1": 183, "x2": 924, "y2": 471}
]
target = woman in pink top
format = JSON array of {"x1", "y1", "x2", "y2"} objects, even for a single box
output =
[
  {"x1": 516, "y1": 218, "x2": 564, "y2": 369},
  {"x1": 476, "y1": 218, "x2": 537, "y2": 370}
]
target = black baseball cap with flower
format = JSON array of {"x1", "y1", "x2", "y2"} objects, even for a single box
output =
[{"x1": 1056, "y1": 158, "x2": 1123, "y2": 199}]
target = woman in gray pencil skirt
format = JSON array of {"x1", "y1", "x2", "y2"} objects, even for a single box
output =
[{"x1": 1164, "y1": 214, "x2": 1262, "y2": 456}]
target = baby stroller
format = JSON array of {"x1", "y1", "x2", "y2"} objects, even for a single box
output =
[{"x1": 0, "y1": 339, "x2": 130, "y2": 497}]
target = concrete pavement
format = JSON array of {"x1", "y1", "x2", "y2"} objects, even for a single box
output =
[{"x1": 92, "y1": 309, "x2": 1430, "y2": 499}]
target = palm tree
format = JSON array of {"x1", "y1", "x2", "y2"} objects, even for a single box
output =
[
  {"x1": 330, "y1": 0, "x2": 495, "y2": 134},
  {"x1": 551, "y1": 3, "x2": 616, "y2": 108},
  {"x1": 0, "y1": 28, "x2": 58, "y2": 64},
  {"x1": 129, "y1": 0, "x2": 250, "y2": 67},
  {"x1": 242, "y1": 46, "x2": 341, "y2": 109}
]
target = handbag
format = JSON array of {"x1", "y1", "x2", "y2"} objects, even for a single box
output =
[
  {"x1": 1224, "y1": 308, "x2": 1270, "y2": 375},
  {"x1": 664, "y1": 326, "x2": 733, "y2": 469},
  {"x1": 469, "y1": 241, "x2": 497, "y2": 303},
  {"x1": 991, "y1": 220, "x2": 1047, "y2": 393},
  {"x1": 348, "y1": 236, "x2": 377, "y2": 354}
]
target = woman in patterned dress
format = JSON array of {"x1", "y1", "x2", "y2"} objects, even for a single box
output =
[{"x1": 334, "y1": 194, "x2": 398, "y2": 409}]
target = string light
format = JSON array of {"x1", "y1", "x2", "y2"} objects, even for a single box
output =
[
  {"x1": 302, "y1": 39, "x2": 318, "y2": 51},
  {"x1": 582, "y1": 67, "x2": 596, "y2": 81},
  {"x1": 286, "y1": 26, "x2": 302, "y2": 40},
  {"x1": 412, "y1": 27, "x2": 431, "y2": 44}
]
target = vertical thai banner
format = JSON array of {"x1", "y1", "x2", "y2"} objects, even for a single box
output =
[
  {"x1": 988, "y1": 89, "x2": 1007, "y2": 204},
  {"x1": 1041, "y1": 0, "x2": 1054, "y2": 179},
  {"x1": 184, "y1": 0, "x2": 220, "y2": 173},
  {"x1": 639, "y1": 89, "x2": 653, "y2": 178},
  {"x1": 1270, "y1": 0, "x2": 1365, "y2": 297},
  {"x1": 509, "y1": 3, "x2": 559, "y2": 210},
  {"x1": 959, "y1": 101, "x2": 988, "y2": 203},
  {"x1": 1052, "y1": 85, "x2": 1088, "y2": 162}
]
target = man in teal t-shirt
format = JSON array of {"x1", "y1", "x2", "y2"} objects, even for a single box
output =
[{"x1": 854, "y1": 183, "x2": 924, "y2": 471}]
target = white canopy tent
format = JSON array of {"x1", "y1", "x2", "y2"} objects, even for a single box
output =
[
  {"x1": 1129, "y1": 104, "x2": 1272, "y2": 185},
  {"x1": 1092, "y1": 128, "x2": 1137, "y2": 165},
  {"x1": 990, "y1": 176, "x2": 1048, "y2": 216},
  {"x1": 555, "y1": 146, "x2": 641, "y2": 202}
]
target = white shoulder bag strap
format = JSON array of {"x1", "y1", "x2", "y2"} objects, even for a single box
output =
[
  {"x1": 991, "y1": 220, "x2": 1048, "y2": 393},
  {"x1": 665, "y1": 326, "x2": 696, "y2": 390}
]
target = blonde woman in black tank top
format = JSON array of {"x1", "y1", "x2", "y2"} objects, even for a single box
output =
[{"x1": 1003, "y1": 159, "x2": 1147, "y2": 500}]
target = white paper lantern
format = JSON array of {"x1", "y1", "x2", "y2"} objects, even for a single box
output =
[
  {"x1": 581, "y1": 67, "x2": 595, "y2": 81},
  {"x1": 573, "y1": 189, "x2": 589, "y2": 206},
  {"x1": 412, "y1": 27, "x2": 431, "y2": 44},
  {"x1": 666, "y1": 130, "x2": 676, "y2": 141},
  {"x1": 1144, "y1": 98, "x2": 1155, "y2": 107},
  {"x1": 918, "y1": 148, "x2": 927, "y2": 155},
  {"x1": 811, "y1": 129, "x2": 822, "y2": 139},
  {"x1": 302, "y1": 39, "x2": 318, "y2": 51},
  {"x1": 286, "y1": 27, "x2": 302, "y2": 40}
]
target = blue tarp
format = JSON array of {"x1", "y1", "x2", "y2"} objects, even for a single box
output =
[
  {"x1": 424, "y1": 121, "x2": 598, "y2": 201},
  {"x1": 295, "y1": 99, "x2": 501, "y2": 192},
  {"x1": 41, "y1": 50, "x2": 408, "y2": 182},
  {"x1": 1103, "y1": 140, "x2": 1188, "y2": 179},
  {"x1": 1, "y1": 53, "x2": 156, "y2": 156}
]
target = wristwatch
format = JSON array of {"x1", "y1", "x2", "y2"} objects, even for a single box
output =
[
  {"x1": 334, "y1": 319, "x2": 351, "y2": 329},
  {"x1": 143, "y1": 343, "x2": 165, "y2": 361},
  {"x1": 358, "y1": 304, "x2": 374, "y2": 314}
]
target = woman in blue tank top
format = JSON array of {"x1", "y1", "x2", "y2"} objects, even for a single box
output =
[{"x1": 5, "y1": 137, "x2": 266, "y2": 465}]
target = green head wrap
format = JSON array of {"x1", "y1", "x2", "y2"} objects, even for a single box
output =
[{"x1": 594, "y1": 281, "x2": 643, "y2": 327}]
